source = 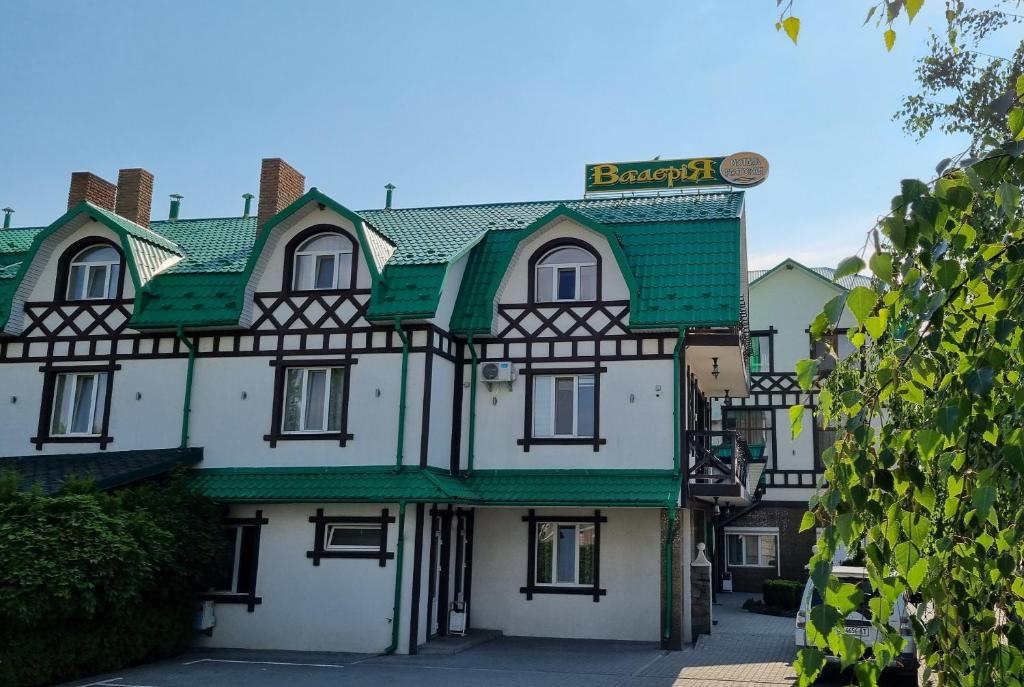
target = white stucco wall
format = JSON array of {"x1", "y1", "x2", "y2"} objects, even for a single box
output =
[{"x1": 470, "y1": 507, "x2": 661, "y2": 641}]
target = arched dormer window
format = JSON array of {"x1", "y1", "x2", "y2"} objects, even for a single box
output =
[
  {"x1": 286, "y1": 229, "x2": 356, "y2": 291},
  {"x1": 532, "y1": 241, "x2": 599, "y2": 303},
  {"x1": 62, "y1": 241, "x2": 124, "y2": 301}
]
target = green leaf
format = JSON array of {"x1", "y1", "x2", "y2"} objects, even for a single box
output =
[
  {"x1": 1010, "y1": 108, "x2": 1024, "y2": 141},
  {"x1": 796, "y1": 359, "x2": 820, "y2": 391},
  {"x1": 782, "y1": 16, "x2": 800, "y2": 45},
  {"x1": 835, "y1": 255, "x2": 866, "y2": 280},
  {"x1": 893, "y1": 541, "x2": 921, "y2": 577},
  {"x1": 964, "y1": 367, "x2": 994, "y2": 396},
  {"x1": 862, "y1": 5, "x2": 878, "y2": 26},
  {"x1": 973, "y1": 486, "x2": 996, "y2": 520},
  {"x1": 826, "y1": 581, "x2": 864, "y2": 616},
  {"x1": 799, "y1": 510, "x2": 817, "y2": 533},
  {"x1": 809, "y1": 603, "x2": 842, "y2": 640},
  {"x1": 868, "y1": 252, "x2": 893, "y2": 284},
  {"x1": 790, "y1": 403, "x2": 805, "y2": 439},
  {"x1": 915, "y1": 486, "x2": 936, "y2": 513},
  {"x1": 916, "y1": 429, "x2": 942, "y2": 460},
  {"x1": 823, "y1": 294, "x2": 848, "y2": 326},
  {"x1": 884, "y1": 28, "x2": 896, "y2": 51},
  {"x1": 794, "y1": 647, "x2": 826, "y2": 686},
  {"x1": 905, "y1": 0, "x2": 924, "y2": 22},
  {"x1": 830, "y1": 632, "x2": 867, "y2": 671},
  {"x1": 847, "y1": 286, "x2": 878, "y2": 325},
  {"x1": 935, "y1": 404, "x2": 961, "y2": 436},
  {"x1": 907, "y1": 557, "x2": 928, "y2": 591}
]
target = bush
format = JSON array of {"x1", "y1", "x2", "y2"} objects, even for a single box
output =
[
  {"x1": 762, "y1": 578, "x2": 804, "y2": 611},
  {"x1": 0, "y1": 472, "x2": 224, "y2": 687}
]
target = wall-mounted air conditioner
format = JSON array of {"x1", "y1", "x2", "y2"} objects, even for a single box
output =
[{"x1": 479, "y1": 361, "x2": 515, "y2": 387}]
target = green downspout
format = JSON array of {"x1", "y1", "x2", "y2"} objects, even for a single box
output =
[
  {"x1": 176, "y1": 325, "x2": 196, "y2": 449},
  {"x1": 664, "y1": 329, "x2": 685, "y2": 642},
  {"x1": 394, "y1": 319, "x2": 410, "y2": 470},
  {"x1": 672, "y1": 331, "x2": 685, "y2": 476},
  {"x1": 466, "y1": 334, "x2": 479, "y2": 475},
  {"x1": 385, "y1": 501, "x2": 407, "y2": 654},
  {"x1": 663, "y1": 504, "x2": 677, "y2": 641}
]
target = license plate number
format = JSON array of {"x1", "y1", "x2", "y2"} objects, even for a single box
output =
[{"x1": 845, "y1": 626, "x2": 869, "y2": 637}]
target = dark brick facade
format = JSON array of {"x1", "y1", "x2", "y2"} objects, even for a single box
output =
[
  {"x1": 722, "y1": 502, "x2": 814, "y2": 593},
  {"x1": 67, "y1": 172, "x2": 116, "y2": 211},
  {"x1": 257, "y1": 158, "x2": 305, "y2": 231},
  {"x1": 114, "y1": 168, "x2": 154, "y2": 228}
]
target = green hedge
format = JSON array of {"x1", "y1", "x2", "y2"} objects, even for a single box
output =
[
  {"x1": 762, "y1": 578, "x2": 804, "y2": 611},
  {"x1": 0, "y1": 472, "x2": 224, "y2": 687}
]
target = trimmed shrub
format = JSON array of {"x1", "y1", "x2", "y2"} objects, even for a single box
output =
[
  {"x1": 762, "y1": 578, "x2": 804, "y2": 610},
  {"x1": 0, "y1": 472, "x2": 224, "y2": 687}
]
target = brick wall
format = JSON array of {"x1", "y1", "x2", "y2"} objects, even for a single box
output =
[
  {"x1": 724, "y1": 503, "x2": 814, "y2": 593},
  {"x1": 114, "y1": 168, "x2": 154, "y2": 228},
  {"x1": 68, "y1": 172, "x2": 116, "y2": 211},
  {"x1": 257, "y1": 158, "x2": 305, "y2": 231}
]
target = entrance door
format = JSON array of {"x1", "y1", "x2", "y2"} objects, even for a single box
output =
[{"x1": 430, "y1": 508, "x2": 474, "y2": 636}]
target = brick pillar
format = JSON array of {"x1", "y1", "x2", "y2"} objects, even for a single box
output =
[
  {"x1": 68, "y1": 172, "x2": 116, "y2": 211},
  {"x1": 114, "y1": 168, "x2": 154, "y2": 228},
  {"x1": 257, "y1": 158, "x2": 305, "y2": 231},
  {"x1": 691, "y1": 542, "x2": 713, "y2": 636},
  {"x1": 661, "y1": 507, "x2": 683, "y2": 650}
]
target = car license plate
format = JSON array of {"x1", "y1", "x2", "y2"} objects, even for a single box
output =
[{"x1": 845, "y1": 626, "x2": 869, "y2": 637}]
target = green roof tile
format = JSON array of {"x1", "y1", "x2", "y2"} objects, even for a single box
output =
[{"x1": 463, "y1": 470, "x2": 678, "y2": 506}]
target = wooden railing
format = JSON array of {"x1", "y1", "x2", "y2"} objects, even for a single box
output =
[{"x1": 686, "y1": 430, "x2": 750, "y2": 491}]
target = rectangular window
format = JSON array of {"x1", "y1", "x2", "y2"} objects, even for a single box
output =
[
  {"x1": 726, "y1": 531, "x2": 779, "y2": 568},
  {"x1": 812, "y1": 329, "x2": 853, "y2": 372},
  {"x1": 282, "y1": 367, "x2": 344, "y2": 433},
  {"x1": 723, "y1": 408, "x2": 774, "y2": 465},
  {"x1": 814, "y1": 420, "x2": 838, "y2": 470},
  {"x1": 202, "y1": 511, "x2": 267, "y2": 612},
  {"x1": 521, "y1": 510, "x2": 605, "y2": 600},
  {"x1": 307, "y1": 508, "x2": 395, "y2": 566},
  {"x1": 324, "y1": 524, "x2": 382, "y2": 551},
  {"x1": 532, "y1": 374, "x2": 595, "y2": 438},
  {"x1": 50, "y1": 371, "x2": 107, "y2": 436},
  {"x1": 749, "y1": 330, "x2": 774, "y2": 373}
]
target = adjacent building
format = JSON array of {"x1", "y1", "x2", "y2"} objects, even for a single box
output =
[{"x1": 0, "y1": 159, "x2": 760, "y2": 653}]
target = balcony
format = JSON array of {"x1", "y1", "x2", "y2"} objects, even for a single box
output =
[{"x1": 685, "y1": 430, "x2": 764, "y2": 506}]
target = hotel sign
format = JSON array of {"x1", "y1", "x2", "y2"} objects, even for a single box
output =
[{"x1": 585, "y1": 152, "x2": 769, "y2": 193}]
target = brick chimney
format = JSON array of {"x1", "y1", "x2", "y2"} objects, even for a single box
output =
[
  {"x1": 114, "y1": 168, "x2": 155, "y2": 228},
  {"x1": 257, "y1": 158, "x2": 305, "y2": 231},
  {"x1": 68, "y1": 172, "x2": 117, "y2": 211}
]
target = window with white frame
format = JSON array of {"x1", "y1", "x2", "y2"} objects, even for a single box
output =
[
  {"x1": 282, "y1": 367, "x2": 345, "y2": 433},
  {"x1": 534, "y1": 246, "x2": 597, "y2": 302},
  {"x1": 215, "y1": 525, "x2": 258, "y2": 594},
  {"x1": 726, "y1": 529, "x2": 779, "y2": 568},
  {"x1": 532, "y1": 374, "x2": 595, "y2": 438},
  {"x1": 66, "y1": 245, "x2": 121, "y2": 300},
  {"x1": 291, "y1": 232, "x2": 354, "y2": 291},
  {"x1": 535, "y1": 522, "x2": 595, "y2": 585},
  {"x1": 50, "y1": 371, "x2": 108, "y2": 436},
  {"x1": 324, "y1": 524, "x2": 382, "y2": 551}
]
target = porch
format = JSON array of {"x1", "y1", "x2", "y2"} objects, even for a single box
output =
[{"x1": 686, "y1": 430, "x2": 766, "y2": 507}]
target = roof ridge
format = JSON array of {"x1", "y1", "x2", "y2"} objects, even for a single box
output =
[{"x1": 359, "y1": 191, "x2": 742, "y2": 214}]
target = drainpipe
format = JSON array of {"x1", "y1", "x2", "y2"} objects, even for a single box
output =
[
  {"x1": 385, "y1": 501, "x2": 408, "y2": 654},
  {"x1": 466, "y1": 334, "x2": 479, "y2": 475},
  {"x1": 663, "y1": 504, "x2": 677, "y2": 642},
  {"x1": 394, "y1": 319, "x2": 410, "y2": 471},
  {"x1": 176, "y1": 325, "x2": 196, "y2": 449},
  {"x1": 664, "y1": 329, "x2": 685, "y2": 644},
  {"x1": 672, "y1": 331, "x2": 685, "y2": 476}
]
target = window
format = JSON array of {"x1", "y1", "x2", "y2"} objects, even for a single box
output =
[
  {"x1": 291, "y1": 232, "x2": 353, "y2": 291},
  {"x1": 50, "y1": 371, "x2": 108, "y2": 436},
  {"x1": 66, "y1": 245, "x2": 121, "y2": 301},
  {"x1": 282, "y1": 367, "x2": 345, "y2": 433},
  {"x1": 748, "y1": 329, "x2": 774, "y2": 373},
  {"x1": 532, "y1": 374, "x2": 594, "y2": 438},
  {"x1": 534, "y1": 246, "x2": 597, "y2": 303},
  {"x1": 812, "y1": 329, "x2": 855, "y2": 372},
  {"x1": 520, "y1": 510, "x2": 606, "y2": 600},
  {"x1": 726, "y1": 530, "x2": 779, "y2": 568},
  {"x1": 307, "y1": 508, "x2": 394, "y2": 566},
  {"x1": 723, "y1": 408, "x2": 774, "y2": 466},
  {"x1": 203, "y1": 512, "x2": 267, "y2": 611},
  {"x1": 324, "y1": 524, "x2": 382, "y2": 551},
  {"x1": 813, "y1": 419, "x2": 838, "y2": 471}
]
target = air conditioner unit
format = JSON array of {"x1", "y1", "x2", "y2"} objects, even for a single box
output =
[{"x1": 479, "y1": 361, "x2": 515, "y2": 383}]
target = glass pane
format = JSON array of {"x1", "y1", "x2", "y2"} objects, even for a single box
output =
[
  {"x1": 283, "y1": 369, "x2": 303, "y2": 431},
  {"x1": 236, "y1": 526, "x2": 257, "y2": 593},
  {"x1": 576, "y1": 375, "x2": 594, "y2": 437},
  {"x1": 556, "y1": 268, "x2": 576, "y2": 300},
  {"x1": 86, "y1": 265, "x2": 108, "y2": 299},
  {"x1": 293, "y1": 254, "x2": 313, "y2": 290},
  {"x1": 554, "y1": 377, "x2": 574, "y2": 435},
  {"x1": 727, "y1": 535, "x2": 744, "y2": 566},
  {"x1": 51, "y1": 374, "x2": 70, "y2": 435},
  {"x1": 77, "y1": 246, "x2": 119, "y2": 263},
  {"x1": 327, "y1": 368, "x2": 344, "y2": 432},
  {"x1": 760, "y1": 536, "x2": 778, "y2": 568},
  {"x1": 107, "y1": 263, "x2": 120, "y2": 297},
  {"x1": 336, "y1": 252, "x2": 352, "y2": 288},
  {"x1": 536, "y1": 523, "x2": 555, "y2": 584},
  {"x1": 91, "y1": 372, "x2": 107, "y2": 434},
  {"x1": 70, "y1": 375, "x2": 95, "y2": 433},
  {"x1": 556, "y1": 525, "x2": 576, "y2": 583},
  {"x1": 301, "y1": 233, "x2": 350, "y2": 252},
  {"x1": 532, "y1": 376, "x2": 552, "y2": 437},
  {"x1": 68, "y1": 265, "x2": 86, "y2": 300},
  {"x1": 536, "y1": 266, "x2": 553, "y2": 302},
  {"x1": 214, "y1": 527, "x2": 240, "y2": 592},
  {"x1": 578, "y1": 524, "x2": 595, "y2": 585},
  {"x1": 314, "y1": 255, "x2": 336, "y2": 289},
  {"x1": 749, "y1": 336, "x2": 762, "y2": 373},
  {"x1": 540, "y1": 247, "x2": 593, "y2": 265},
  {"x1": 326, "y1": 525, "x2": 380, "y2": 549},
  {"x1": 304, "y1": 370, "x2": 327, "y2": 431},
  {"x1": 579, "y1": 265, "x2": 596, "y2": 300},
  {"x1": 837, "y1": 333, "x2": 856, "y2": 359},
  {"x1": 744, "y1": 535, "x2": 759, "y2": 565}
]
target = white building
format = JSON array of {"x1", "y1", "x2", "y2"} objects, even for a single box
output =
[{"x1": 0, "y1": 159, "x2": 759, "y2": 653}]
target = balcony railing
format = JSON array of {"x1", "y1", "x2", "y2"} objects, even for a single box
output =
[{"x1": 686, "y1": 430, "x2": 751, "y2": 492}]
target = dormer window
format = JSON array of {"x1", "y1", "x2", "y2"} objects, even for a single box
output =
[
  {"x1": 66, "y1": 244, "x2": 121, "y2": 301},
  {"x1": 291, "y1": 232, "x2": 354, "y2": 291},
  {"x1": 534, "y1": 245, "x2": 597, "y2": 303}
]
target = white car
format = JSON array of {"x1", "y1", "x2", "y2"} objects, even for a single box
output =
[{"x1": 794, "y1": 565, "x2": 918, "y2": 678}]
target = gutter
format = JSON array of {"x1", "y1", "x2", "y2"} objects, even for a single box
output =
[
  {"x1": 394, "y1": 319, "x2": 410, "y2": 470},
  {"x1": 384, "y1": 500, "x2": 408, "y2": 654},
  {"x1": 176, "y1": 325, "x2": 196, "y2": 449},
  {"x1": 466, "y1": 334, "x2": 479, "y2": 475},
  {"x1": 663, "y1": 503, "x2": 677, "y2": 642},
  {"x1": 664, "y1": 328, "x2": 685, "y2": 644},
  {"x1": 672, "y1": 331, "x2": 685, "y2": 476}
]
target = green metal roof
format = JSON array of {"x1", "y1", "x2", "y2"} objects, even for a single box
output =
[
  {"x1": 187, "y1": 466, "x2": 678, "y2": 507},
  {"x1": 2, "y1": 447, "x2": 202, "y2": 494}
]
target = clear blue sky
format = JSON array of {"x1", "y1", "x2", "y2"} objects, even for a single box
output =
[{"x1": 0, "y1": 1, "x2": 975, "y2": 268}]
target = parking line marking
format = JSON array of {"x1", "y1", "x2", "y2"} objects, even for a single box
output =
[
  {"x1": 184, "y1": 658, "x2": 346, "y2": 669},
  {"x1": 79, "y1": 680, "x2": 160, "y2": 687}
]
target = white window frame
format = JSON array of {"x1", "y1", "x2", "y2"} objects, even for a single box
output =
[
  {"x1": 535, "y1": 522, "x2": 595, "y2": 587},
  {"x1": 533, "y1": 373, "x2": 595, "y2": 438},
  {"x1": 50, "y1": 371, "x2": 107, "y2": 437},
  {"x1": 67, "y1": 246, "x2": 120, "y2": 301},
  {"x1": 323, "y1": 523, "x2": 382, "y2": 552},
  {"x1": 281, "y1": 366, "x2": 344, "y2": 434},
  {"x1": 724, "y1": 527, "x2": 780, "y2": 573},
  {"x1": 292, "y1": 232, "x2": 354, "y2": 291},
  {"x1": 535, "y1": 248, "x2": 597, "y2": 303}
]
